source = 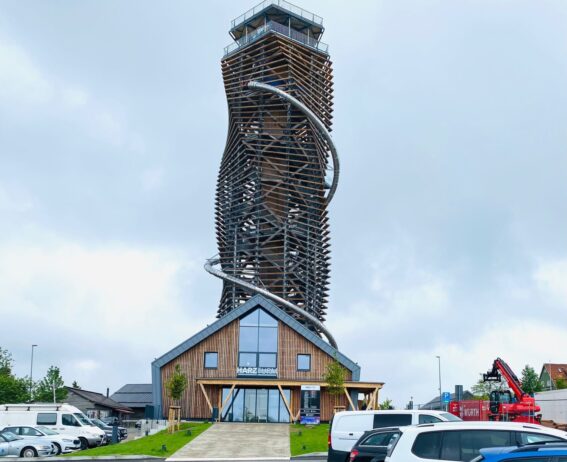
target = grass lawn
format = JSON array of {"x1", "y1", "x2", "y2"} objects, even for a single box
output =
[
  {"x1": 65, "y1": 422, "x2": 211, "y2": 458},
  {"x1": 290, "y1": 423, "x2": 329, "y2": 456}
]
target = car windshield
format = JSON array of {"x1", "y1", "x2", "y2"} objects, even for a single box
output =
[
  {"x1": 90, "y1": 419, "x2": 104, "y2": 427},
  {"x1": 2, "y1": 432, "x2": 21, "y2": 442},
  {"x1": 73, "y1": 413, "x2": 91, "y2": 426},
  {"x1": 36, "y1": 426, "x2": 58, "y2": 435},
  {"x1": 440, "y1": 412, "x2": 462, "y2": 422}
]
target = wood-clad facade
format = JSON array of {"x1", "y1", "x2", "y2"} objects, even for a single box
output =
[{"x1": 152, "y1": 295, "x2": 383, "y2": 423}]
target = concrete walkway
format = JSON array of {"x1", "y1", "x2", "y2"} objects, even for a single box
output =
[{"x1": 167, "y1": 423, "x2": 290, "y2": 462}]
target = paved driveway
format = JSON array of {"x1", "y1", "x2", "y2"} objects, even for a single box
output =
[{"x1": 167, "y1": 423, "x2": 290, "y2": 461}]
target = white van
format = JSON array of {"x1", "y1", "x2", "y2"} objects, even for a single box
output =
[
  {"x1": 328, "y1": 410, "x2": 462, "y2": 462},
  {"x1": 383, "y1": 421, "x2": 567, "y2": 462},
  {"x1": 0, "y1": 404, "x2": 105, "y2": 450}
]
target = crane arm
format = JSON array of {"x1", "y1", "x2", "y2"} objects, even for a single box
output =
[{"x1": 483, "y1": 357, "x2": 526, "y2": 400}]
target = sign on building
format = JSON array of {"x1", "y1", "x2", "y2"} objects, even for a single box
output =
[
  {"x1": 300, "y1": 385, "x2": 321, "y2": 425},
  {"x1": 236, "y1": 367, "x2": 277, "y2": 377}
]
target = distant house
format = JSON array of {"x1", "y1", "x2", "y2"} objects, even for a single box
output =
[
  {"x1": 110, "y1": 384, "x2": 153, "y2": 419},
  {"x1": 539, "y1": 364, "x2": 567, "y2": 390},
  {"x1": 65, "y1": 387, "x2": 133, "y2": 420},
  {"x1": 420, "y1": 391, "x2": 475, "y2": 410}
]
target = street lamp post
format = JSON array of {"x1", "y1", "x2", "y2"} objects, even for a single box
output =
[
  {"x1": 29, "y1": 345, "x2": 38, "y2": 401},
  {"x1": 436, "y1": 355, "x2": 442, "y2": 411}
]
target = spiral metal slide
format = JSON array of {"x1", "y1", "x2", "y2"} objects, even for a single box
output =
[{"x1": 205, "y1": 81, "x2": 340, "y2": 349}]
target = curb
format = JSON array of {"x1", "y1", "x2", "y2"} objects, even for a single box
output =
[
  {"x1": 166, "y1": 459, "x2": 290, "y2": 462},
  {"x1": 291, "y1": 453, "x2": 327, "y2": 461}
]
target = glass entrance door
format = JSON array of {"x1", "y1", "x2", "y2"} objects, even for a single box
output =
[{"x1": 222, "y1": 387, "x2": 290, "y2": 423}]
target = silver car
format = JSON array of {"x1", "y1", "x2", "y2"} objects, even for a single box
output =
[
  {"x1": 1, "y1": 426, "x2": 80, "y2": 454},
  {"x1": 0, "y1": 432, "x2": 54, "y2": 458}
]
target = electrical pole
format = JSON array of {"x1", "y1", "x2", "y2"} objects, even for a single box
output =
[
  {"x1": 436, "y1": 355, "x2": 442, "y2": 411},
  {"x1": 29, "y1": 344, "x2": 38, "y2": 401}
]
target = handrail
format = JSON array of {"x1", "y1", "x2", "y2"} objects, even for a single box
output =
[
  {"x1": 247, "y1": 81, "x2": 339, "y2": 205},
  {"x1": 224, "y1": 20, "x2": 328, "y2": 57},
  {"x1": 205, "y1": 258, "x2": 337, "y2": 349},
  {"x1": 231, "y1": 0, "x2": 323, "y2": 30}
]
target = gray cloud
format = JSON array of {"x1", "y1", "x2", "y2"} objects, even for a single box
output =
[{"x1": 1, "y1": 0, "x2": 566, "y2": 408}]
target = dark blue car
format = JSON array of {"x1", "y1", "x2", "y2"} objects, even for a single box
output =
[{"x1": 473, "y1": 443, "x2": 567, "y2": 462}]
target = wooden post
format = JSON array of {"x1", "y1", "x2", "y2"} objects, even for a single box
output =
[
  {"x1": 277, "y1": 385, "x2": 292, "y2": 423},
  {"x1": 219, "y1": 384, "x2": 236, "y2": 421},
  {"x1": 199, "y1": 383, "x2": 213, "y2": 413},
  {"x1": 168, "y1": 406, "x2": 181, "y2": 433},
  {"x1": 344, "y1": 388, "x2": 355, "y2": 410}
]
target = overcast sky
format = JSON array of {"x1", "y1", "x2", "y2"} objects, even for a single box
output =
[{"x1": 1, "y1": 0, "x2": 566, "y2": 409}]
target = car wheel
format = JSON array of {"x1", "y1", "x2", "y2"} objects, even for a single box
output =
[
  {"x1": 53, "y1": 443, "x2": 62, "y2": 455},
  {"x1": 79, "y1": 437, "x2": 89, "y2": 450},
  {"x1": 21, "y1": 447, "x2": 38, "y2": 458}
]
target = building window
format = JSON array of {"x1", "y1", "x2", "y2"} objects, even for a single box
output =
[
  {"x1": 204, "y1": 352, "x2": 218, "y2": 369},
  {"x1": 297, "y1": 354, "x2": 311, "y2": 371},
  {"x1": 238, "y1": 308, "x2": 278, "y2": 376}
]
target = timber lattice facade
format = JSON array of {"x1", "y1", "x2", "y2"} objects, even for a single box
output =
[{"x1": 216, "y1": 31, "x2": 334, "y2": 331}]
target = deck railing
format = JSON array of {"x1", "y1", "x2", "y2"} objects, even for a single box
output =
[
  {"x1": 223, "y1": 20, "x2": 328, "y2": 57},
  {"x1": 230, "y1": 0, "x2": 323, "y2": 30}
]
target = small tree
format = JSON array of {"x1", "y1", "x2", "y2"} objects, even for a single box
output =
[
  {"x1": 71, "y1": 381, "x2": 81, "y2": 389},
  {"x1": 0, "y1": 347, "x2": 13, "y2": 377},
  {"x1": 555, "y1": 378, "x2": 567, "y2": 390},
  {"x1": 323, "y1": 356, "x2": 346, "y2": 407},
  {"x1": 0, "y1": 347, "x2": 31, "y2": 404},
  {"x1": 34, "y1": 366, "x2": 67, "y2": 403},
  {"x1": 520, "y1": 365, "x2": 543, "y2": 395},
  {"x1": 379, "y1": 398, "x2": 394, "y2": 410},
  {"x1": 166, "y1": 364, "x2": 187, "y2": 404},
  {"x1": 471, "y1": 374, "x2": 509, "y2": 400}
]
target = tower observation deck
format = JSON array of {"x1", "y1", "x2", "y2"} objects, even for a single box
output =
[{"x1": 206, "y1": 0, "x2": 339, "y2": 347}]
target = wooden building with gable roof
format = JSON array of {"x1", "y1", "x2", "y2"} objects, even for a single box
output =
[{"x1": 152, "y1": 295, "x2": 382, "y2": 422}]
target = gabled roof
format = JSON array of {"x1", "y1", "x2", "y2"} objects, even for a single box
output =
[
  {"x1": 110, "y1": 384, "x2": 152, "y2": 408},
  {"x1": 420, "y1": 391, "x2": 475, "y2": 409},
  {"x1": 540, "y1": 364, "x2": 567, "y2": 383},
  {"x1": 152, "y1": 294, "x2": 359, "y2": 379},
  {"x1": 66, "y1": 387, "x2": 133, "y2": 414}
]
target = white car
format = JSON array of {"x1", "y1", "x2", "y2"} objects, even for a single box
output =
[
  {"x1": 0, "y1": 404, "x2": 105, "y2": 449},
  {"x1": 383, "y1": 421, "x2": 567, "y2": 462},
  {"x1": 328, "y1": 410, "x2": 462, "y2": 462},
  {"x1": 1, "y1": 425, "x2": 81, "y2": 455},
  {"x1": 0, "y1": 432, "x2": 55, "y2": 458}
]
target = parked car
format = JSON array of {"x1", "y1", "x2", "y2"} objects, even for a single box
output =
[
  {"x1": 89, "y1": 418, "x2": 127, "y2": 442},
  {"x1": 473, "y1": 443, "x2": 567, "y2": 462},
  {"x1": 0, "y1": 425, "x2": 81, "y2": 455},
  {"x1": 101, "y1": 417, "x2": 119, "y2": 426},
  {"x1": 0, "y1": 431, "x2": 55, "y2": 458},
  {"x1": 382, "y1": 421, "x2": 567, "y2": 462},
  {"x1": 0, "y1": 403, "x2": 105, "y2": 449},
  {"x1": 348, "y1": 427, "x2": 401, "y2": 462},
  {"x1": 329, "y1": 410, "x2": 462, "y2": 462}
]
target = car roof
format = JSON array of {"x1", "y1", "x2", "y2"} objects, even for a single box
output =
[
  {"x1": 481, "y1": 445, "x2": 567, "y2": 457},
  {"x1": 335, "y1": 410, "x2": 451, "y2": 417},
  {"x1": 398, "y1": 421, "x2": 567, "y2": 437}
]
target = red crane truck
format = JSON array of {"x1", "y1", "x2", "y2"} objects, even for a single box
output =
[{"x1": 449, "y1": 357, "x2": 541, "y2": 424}]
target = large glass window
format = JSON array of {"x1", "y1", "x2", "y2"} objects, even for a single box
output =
[
  {"x1": 259, "y1": 353, "x2": 277, "y2": 368},
  {"x1": 204, "y1": 352, "x2": 218, "y2": 369},
  {"x1": 238, "y1": 308, "x2": 278, "y2": 375},
  {"x1": 222, "y1": 387, "x2": 290, "y2": 423}
]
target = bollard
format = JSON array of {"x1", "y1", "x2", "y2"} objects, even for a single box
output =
[{"x1": 111, "y1": 424, "x2": 119, "y2": 444}]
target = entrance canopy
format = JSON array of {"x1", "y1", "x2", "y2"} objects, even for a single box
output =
[{"x1": 197, "y1": 378, "x2": 384, "y2": 422}]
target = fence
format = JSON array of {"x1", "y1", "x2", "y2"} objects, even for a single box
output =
[{"x1": 224, "y1": 20, "x2": 328, "y2": 56}]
